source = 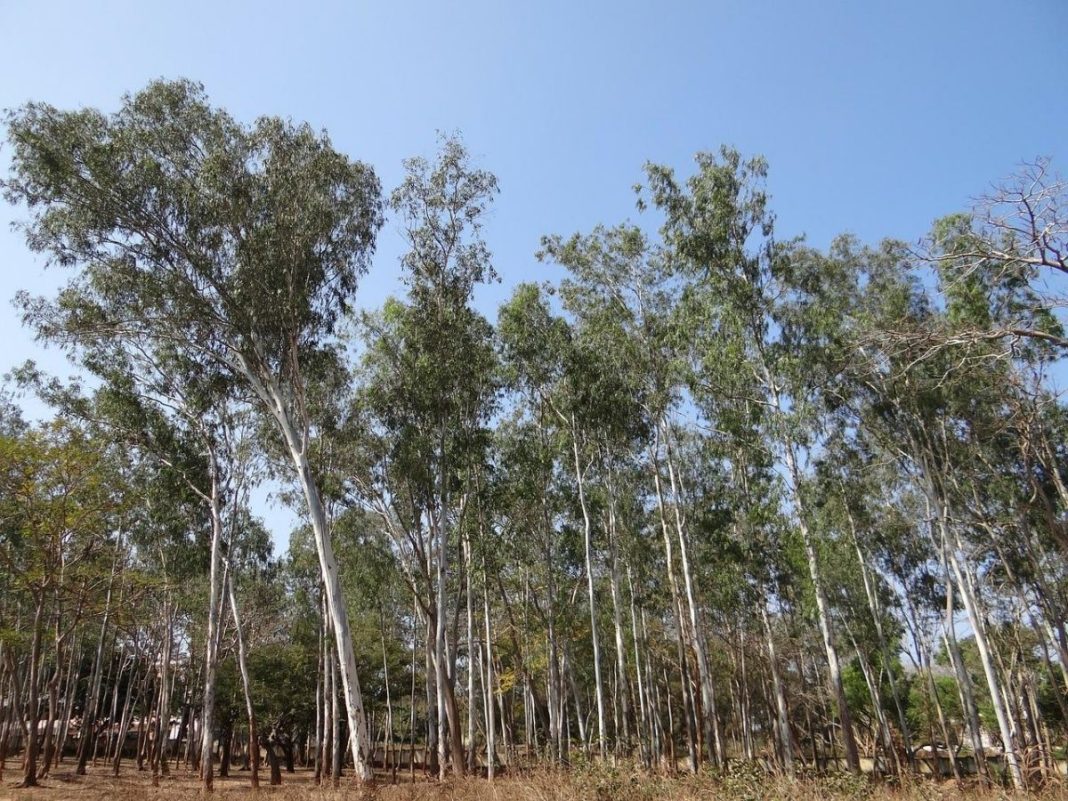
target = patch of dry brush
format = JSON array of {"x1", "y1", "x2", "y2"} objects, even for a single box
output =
[{"x1": 0, "y1": 762, "x2": 1060, "y2": 801}]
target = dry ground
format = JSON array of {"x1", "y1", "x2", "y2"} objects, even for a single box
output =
[{"x1": 0, "y1": 759, "x2": 1064, "y2": 801}]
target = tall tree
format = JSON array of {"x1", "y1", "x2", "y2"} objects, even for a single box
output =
[{"x1": 4, "y1": 79, "x2": 384, "y2": 782}]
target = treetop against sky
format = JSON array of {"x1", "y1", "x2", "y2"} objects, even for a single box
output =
[{"x1": 1, "y1": 0, "x2": 1065, "y2": 544}]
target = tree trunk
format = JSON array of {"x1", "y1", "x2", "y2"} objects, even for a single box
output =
[
  {"x1": 200, "y1": 494, "x2": 225, "y2": 792},
  {"x1": 761, "y1": 602, "x2": 794, "y2": 775},
  {"x1": 663, "y1": 428, "x2": 723, "y2": 767},
  {"x1": 19, "y1": 598, "x2": 45, "y2": 788},
  {"x1": 782, "y1": 442, "x2": 860, "y2": 773},
  {"x1": 932, "y1": 485, "x2": 1025, "y2": 790},
  {"x1": 227, "y1": 575, "x2": 260, "y2": 788},
  {"x1": 570, "y1": 419, "x2": 607, "y2": 761}
]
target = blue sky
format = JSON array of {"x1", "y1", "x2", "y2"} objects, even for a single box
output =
[{"x1": 2, "y1": 0, "x2": 1066, "y2": 547}]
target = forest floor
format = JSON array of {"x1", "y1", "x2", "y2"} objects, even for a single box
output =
[{"x1": 1, "y1": 760, "x2": 1064, "y2": 801}]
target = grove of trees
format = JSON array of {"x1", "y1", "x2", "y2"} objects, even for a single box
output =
[{"x1": 1, "y1": 80, "x2": 1066, "y2": 792}]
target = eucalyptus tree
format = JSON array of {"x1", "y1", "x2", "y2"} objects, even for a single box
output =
[
  {"x1": 639, "y1": 149, "x2": 866, "y2": 772},
  {"x1": 498, "y1": 272, "x2": 652, "y2": 761},
  {"x1": 4, "y1": 79, "x2": 384, "y2": 781},
  {"x1": 845, "y1": 243, "x2": 1051, "y2": 788},
  {"x1": 348, "y1": 135, "x2": 498, "y2": 777},
  {"x1": 488, "y1": 411, "x2": 572, "y2": 762},
  {"x1": 539, "y1": 224, "x2": 721, "y2": 764}
]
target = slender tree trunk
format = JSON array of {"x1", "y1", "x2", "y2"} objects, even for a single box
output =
[
  {"x1": 781, "y1": 441, "x2": 860, "y2": 773},
  {"x1": 463, "y1": 533, "x2": 476, "y2": 773},
  {"x1": 663, "y1": 428, "x2": 723, "y2": 766},
  {"x1": 20, "y1": 598, "x2": 45, "y2": 788},
  {"x1": 569, "y1": 420, "x2": 607, "y2": 761},
  {"x1": 605, "y1": 476, "x2": 632, "y2": 756},
  {"x1": 314, "y1": 602, "x2": 324, "y2": 784},
  {"x1": 482, "y1": 559, "x2": 496, "y2": 780},
  {"x1": 152, "y1": 602, "x2": 173, "y2": 786},
  {"x1": 761, "y1": 602, "x2": 794, "y2": 775},
  {"x1": 628, "y1": 569, "x2": 651, "y2": 769},
  {"x1": 331, "y1": 637, "x2": 341, "y2": 783},
  {"x1": 273, "y1": 398, "x2": 374, "y2": 780},
  {"x1": 112, "y1": 659, "x2": 138, "y2": 775},
  {"x1": 845, "y1": 507, "x2": 914, "y2": 771},
  {"x1": 932, "y1": 487, "x2": 1025, "y2": 790},
  {"x1": 200, "y1": 494, "x2": 225, "y2": 792},
  {"x1": 650, "y1": 443, "x2": 698, "y2": 771},
  {"x1": 55, "y1": 634, "x2": 80, "y2": 766},
  {"x1": 227, "y1": 575, "x2": 260, "y2": 789}
]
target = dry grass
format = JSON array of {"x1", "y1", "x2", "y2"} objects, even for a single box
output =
[{"x1": 0, "y1": 760, "x2": 1062, "y2": 801}]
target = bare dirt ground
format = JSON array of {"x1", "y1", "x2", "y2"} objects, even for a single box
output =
[{"x1": 1, "y1": 759, "x2": 1064, "y2": 801}]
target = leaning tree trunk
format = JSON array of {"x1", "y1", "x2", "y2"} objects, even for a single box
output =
[
  {"x1": 845, "y1": 508, "x2": 914, "y2": 771},
  {"x1": 227, "y1": 575, "x2": 260, "y2": 788},
  {"x1": 782, "y1": 441, "x2": 861, "y2": 774},
  {"x1": 926, "y1": 476, "x2": 1025, "y2": 790},
  {"x1": 237, "y1": 360, "x2": 375, "y2": 781},
  {"x1": 289, "y1": 432, "x2": 374, "y2": 780}
]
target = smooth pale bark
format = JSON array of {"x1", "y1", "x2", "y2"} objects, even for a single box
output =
[
  {"x1": 781, "y1": 440, "x2": 860, "y2": 773},
  {"x1": 424, "y1": 617, "x2": 438, "y2": 775},
  {"x1": 331, "y1": 646, "x2": 342, "y2": 783},
  {"x1": 314, "y1": 607, "x2": 324, "y2": 783},
  {"x1": 761, "y1": 603, "x2": 794, "y2": 775},
  {"x1": 434, "y1": 464, "x2": 450, "y2": 779},
  {"x1": 736, "y1": 631, "x2": 754, "y2": 761},
  {"x1": 604, "y1": 471, "x2": 632, "y2": 755},
  {"x1": 79, "y1": 542, "x2": 120, "y2": 774},
  {"x1": 846, "y1": 627, "x2": 898, "y2": 775},
  {"x1": 921, "y1": 631, "x2": 960, "y2": 780},
  {"x1": 112, "y1": 658, "x2": 137, "y2": 775},
  {"x1": 234, "y1": 356, "x2": 374, "y2": 780},
  {"x1": 200, "y1": 491, "x2": 225, "y2": 791},
  {"x1": 299, "y1": 444, "x2": 374, "y2": 781},
  {"x1": 844, "y1": 507, "x2": 914, "y2": 770},
  {"x1": 944, "y1": 541, "x2": 1023, "y2": 788},
  {"x1": 322, "y1": 611, "x2": 333, "y2": 782},
  {"x1": 627, "y1": 569, "x2": 651, "y2": 768},
  {"x1": 463, "y1": 533, "x2": 476, "y2": 773},
  {"x1": 153, "y1": 600, "x2": 173, "y2": 786},
  {"x1": 650, "y1": 444, "x2": 698, "y2": 772},
  {"x1": 569, "y1": 419, "x2": 608, "y2": 761},
  {"x1": 482, "y1": 561, "x2": 496, "y2": 780},
  {"x1": 927, "y1": 478, "x2": 1025, "y2": 790},
  {"x1": 380, "y1": 624, "x2": 395, "y2": 780},
  {"x1": 227, "y1": 575, "x2": 260, "y2": 788},
  {"x1": 663, "y1": 427, "x2": 723, "y2": 766}
]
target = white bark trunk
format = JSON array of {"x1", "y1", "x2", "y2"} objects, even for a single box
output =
[{"x1": 571, "y1": 419, "x2": 607, "y2": 759}]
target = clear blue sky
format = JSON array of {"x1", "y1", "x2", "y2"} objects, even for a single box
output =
[{"x1": 2, "y1": 0, "x2": 1066, "y2": 547}]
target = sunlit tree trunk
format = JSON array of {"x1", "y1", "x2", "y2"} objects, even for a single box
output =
[{"x1": 227, "y1": 574, "x2": 259, "y2": 788}]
